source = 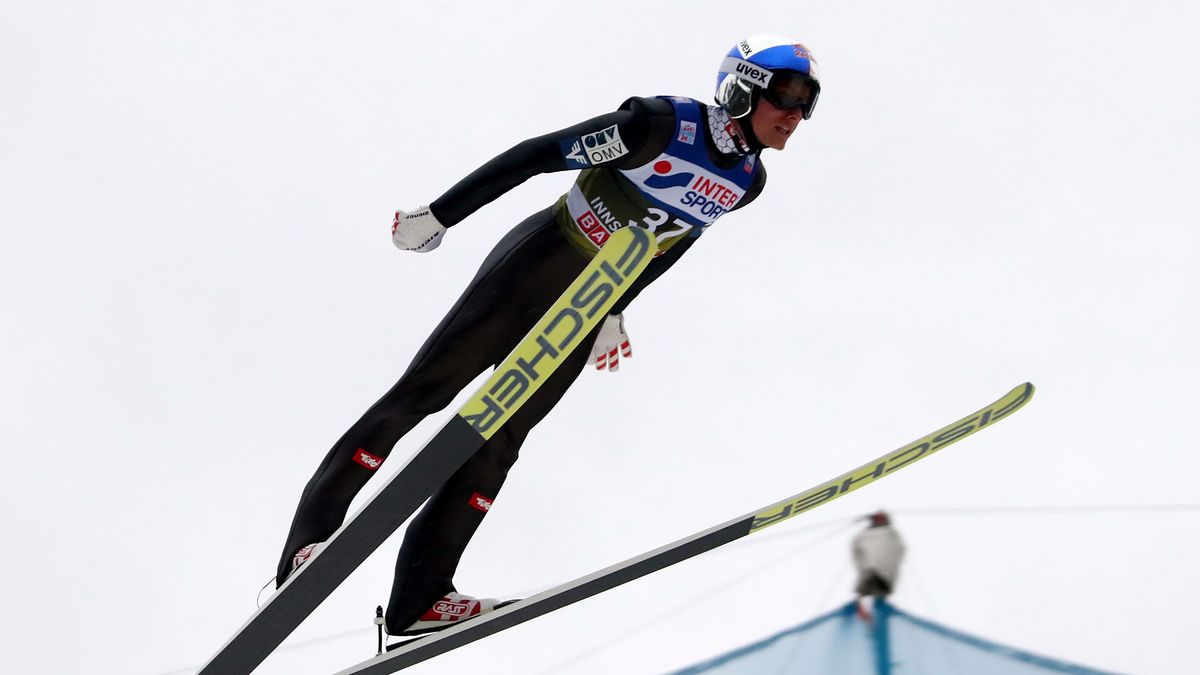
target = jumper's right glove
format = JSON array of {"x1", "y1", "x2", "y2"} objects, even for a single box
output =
[
  {"x1": 590, "y1": 313, "x2": 632, "y2": 372},
  {"x1": 392, "y1": 205, "x2": 447, "y2": 253}
]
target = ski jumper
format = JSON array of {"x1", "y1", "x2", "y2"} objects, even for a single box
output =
[{"x1": 276, "y1": 96, "x2": 768, "y2": 632}]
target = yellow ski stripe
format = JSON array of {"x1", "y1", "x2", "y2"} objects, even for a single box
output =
[
  {"x1": 750, "y1": 382, "x2": 1036, "y2": 532},
  {"x1": 458, "y1": 226, "x2": 656, "y2": 439}
]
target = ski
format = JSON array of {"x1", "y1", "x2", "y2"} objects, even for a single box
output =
[
  {"x1": 199, "y1": 226, "x2": 656, "y2": 675},
  {"x1": 337, "y1": 382, "x2": 1035, "y2": 674}
]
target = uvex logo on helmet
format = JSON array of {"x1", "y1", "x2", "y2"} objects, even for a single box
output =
[{"x1": 734, "y1": 62, "x2": 770, "y2": 84}]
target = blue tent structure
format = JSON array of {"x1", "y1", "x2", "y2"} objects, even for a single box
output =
[{"x1": 669, "y1": 599, "x2": 1118, "y2": 675}]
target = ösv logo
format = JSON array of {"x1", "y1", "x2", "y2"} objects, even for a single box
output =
[
  {"x1": 560, "y1": 138, "x2": 590, "y2": 169},
  {"x1": 643, "y1": 160, "x2": 693, "y2": 190}
]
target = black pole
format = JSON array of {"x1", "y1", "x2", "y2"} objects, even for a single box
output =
[{"x1": 375, "y1": 606, "x2": 385, "y2": 655}]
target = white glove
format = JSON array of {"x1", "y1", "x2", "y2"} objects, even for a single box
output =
[
  {"x1": 591, "y1": 313, "x2": 632, "y2": 372},
  {"x1": 392, "y1": 205, "x2": 447, "y2": 253}
]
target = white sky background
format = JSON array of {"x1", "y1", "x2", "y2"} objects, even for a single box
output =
[{"x1": 2, "y1": 1, "x2": 1197, "y2": 673}]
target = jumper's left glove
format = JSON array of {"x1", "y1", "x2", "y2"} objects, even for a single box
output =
[
  {"x1": 392, "y1": 205, "x2": 447, "y2": 253},
  {"x1": 591, "y1": 313, "x2": 632, "y2": 372}
]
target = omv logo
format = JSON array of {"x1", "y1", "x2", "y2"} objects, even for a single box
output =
[{"x1": 644, "y1": 160, "x2": 694, "y2": 189}]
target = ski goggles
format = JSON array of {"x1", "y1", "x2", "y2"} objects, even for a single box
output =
[{"x1": 759, "y1": 70, "x2": 820, "y2": 120}]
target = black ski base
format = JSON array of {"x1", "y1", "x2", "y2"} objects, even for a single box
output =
[{"x1": 385, "y1": 635, "x2": 427, "y2": 652}]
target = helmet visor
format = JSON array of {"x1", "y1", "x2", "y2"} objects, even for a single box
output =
[{"x1": 761, "y1": 71, "x2": 820, "y2": 120}]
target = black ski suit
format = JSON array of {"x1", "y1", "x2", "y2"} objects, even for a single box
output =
[{"x1": 276, "y1": 96, "x2": 767, "y2": 632}]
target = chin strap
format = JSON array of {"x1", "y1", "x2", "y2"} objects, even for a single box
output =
[{"x1": 706, "y1": 105, "x2": 755, "y2": 155}]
